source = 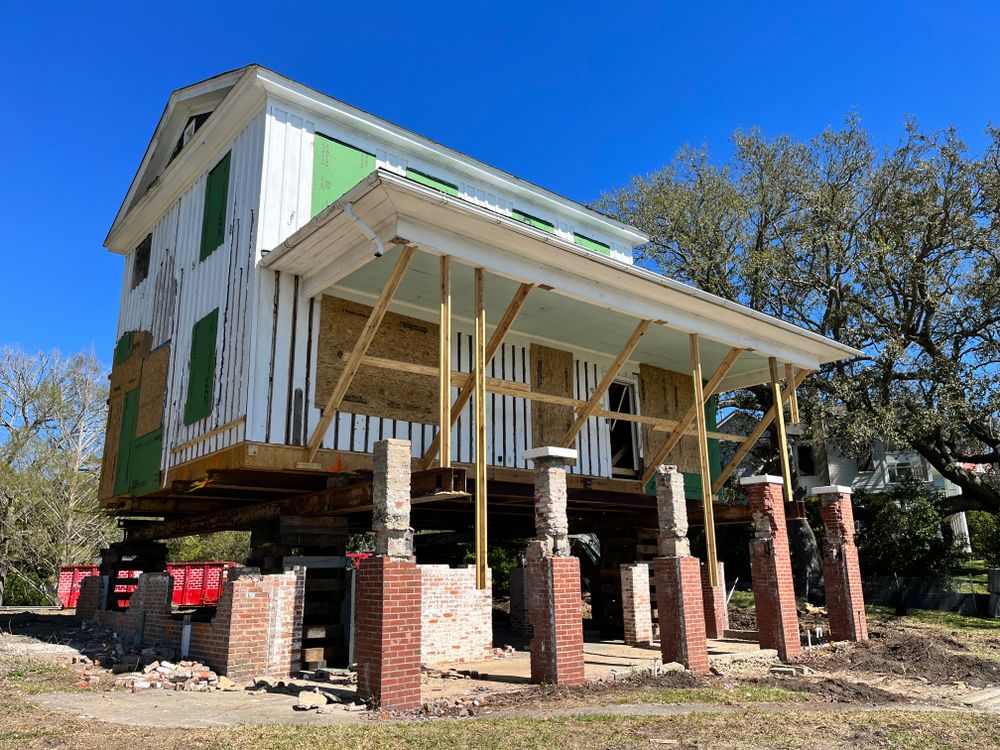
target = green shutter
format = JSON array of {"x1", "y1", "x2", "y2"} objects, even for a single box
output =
[
  {"x1": 311, "y1": 134, "x2": 377, "y2": 217},
  {"x1": 113, "y1": 388, "x2": 140, "y2": 495},
  {"x1": 200, "y1": 152, "x2": 231, "y2": 261},
  {"x1": 405, "y1": 168, "x2": 459, "y2": 197},
  {"x1": 573, "y1": 233, "x2": 612, "y2": 256},
  {"x1": 512, "y1": 209, "x2": 556, "y2": 234},
  {"x1": 113, "y1": 332, "x2": 134, "y2": 365},
  {"x1": 184, "y1": 308, "x2": 219, "y2": 425},
  {"x1": 129, "y1": 428, "x2": 164, "y2": 495}
]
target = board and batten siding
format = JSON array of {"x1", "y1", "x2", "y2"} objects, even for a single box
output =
[{"x1": 115, "y1": 110, "x2": 267, "y2": 475}]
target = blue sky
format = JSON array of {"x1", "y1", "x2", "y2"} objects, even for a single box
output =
[{"x1": 2, "y1": 2, "x2": 998, "y2": 364}]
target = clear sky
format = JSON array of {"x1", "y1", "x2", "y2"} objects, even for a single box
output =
[{"x1": 2, "y1": 1, "x2": 998, "y2": 364}]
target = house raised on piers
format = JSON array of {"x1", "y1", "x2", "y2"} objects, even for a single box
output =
[{"x1": 84, "y1": 65, "x2": 867, "y2": 708}]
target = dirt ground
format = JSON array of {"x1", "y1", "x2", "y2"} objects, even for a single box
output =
[{"x1": 4, "y1": 604, "x2": 1000, "y2": 749}]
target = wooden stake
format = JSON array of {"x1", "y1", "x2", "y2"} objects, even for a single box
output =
[
  {"x1": 438, "y1": 255, "x2": 452, "y2": 468},
  {"x1": 640, "y1": 346, "x2": 743, "y2": 487},
  {"x1": 770, "y1": 357, "x2": 794, "y2": 504},
  {"x1": 420, "y1": 282, "x2": 533, "y2": 469},
  {"x1": 712, "y1": 368, "x2": 809, "y2": 494},
  {"x1": 560, "y1": 319, "x2": 652, "y2": 449},
  {"x1": 304, "y1": 244, "x2": 415, "y2": 462},
  {"x1": 785, "y1": 363, "x2": 800, "y2": 424},
  {"x1": 474, "y1": 268, "x2": 488, "y2": 590},
  {"x1": 690, "y1": 334, "x2": 719, "y2": 587}
]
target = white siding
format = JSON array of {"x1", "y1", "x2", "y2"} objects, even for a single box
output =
[{"x1": 115, "y1": 109, "x2": 267, "y2": 474}]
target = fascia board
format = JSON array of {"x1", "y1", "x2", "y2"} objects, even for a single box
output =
[
  {"x1": 105, "y1": 69, "x2": 266, "y2": 253},
  {"x1": 254, "y1": 68, "x2": 648, "y2": 248}
]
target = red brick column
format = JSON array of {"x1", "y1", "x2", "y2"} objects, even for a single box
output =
[
  {"x1": 620, "y1": 563, "x2": 653, "y2": 645},
  {"x1": 651, "y1": 465, "x2": 710, "y2": 675},
  {"x1": 355, "y1": 556, "x2": 422, "y2": 710},
  {"x1": 654, "y1": 556, "x2": 710, "y2": 674},
  {"x1": 701, "y1": 560, "x2": 729, "y2": 639},
  {"x1": 813, "y1": 486, "x2": 868, "y2": 642},
  {"x1": 741, "y1": 476, "x2": 801, "y2": 661},
  {"x1": 526, "y1": 555, "x2": 585, "y2": 684},
  {"x1": 523, "y1": 446, "x2": 585, "y2": 686},
  {"x1": 354, "y1": 439, "x2": 422, "y2": 711}
]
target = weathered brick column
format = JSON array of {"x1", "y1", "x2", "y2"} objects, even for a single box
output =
[
  {"x1": 621, "y1": 563, "x2": 653, "y2": 645},
  {"x1": 523, "y1": 446, "x2": 585, "y2": 686},
  {"x1": 355, "y1": 439, "x2": 422, "y2": 710},
  {"x1": 741, "y1": 476, "x2": 802, "y2": 661},
  {"x1": 652, "y1": 466, "x2": 709, "y2": 675},
  {"x1": 812, "y1": 485, "x2": 868, "y2": 642},
  {"x1": 701, "y1": 560, "x2": 729, "y2": 639}
]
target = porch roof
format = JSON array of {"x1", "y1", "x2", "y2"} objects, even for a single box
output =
[{"x1": 261, "y1": 169, "x2": 861, "y2": 390}]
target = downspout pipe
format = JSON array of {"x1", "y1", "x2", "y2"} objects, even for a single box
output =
[{"x1": 343, "y1": 202, "x2": 384, "y2": 257}]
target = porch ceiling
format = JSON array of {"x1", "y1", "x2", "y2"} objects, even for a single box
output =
[{"x1": 261, "y1": 170, "x2": 861, "y2": 390}]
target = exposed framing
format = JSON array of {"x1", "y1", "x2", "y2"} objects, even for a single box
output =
[
  {"x1": 559, "y1": 319, "x2": 652, "y2": 449},
  {"x1": 304, "y1": 244, "x2": 415, "y2": 462}
]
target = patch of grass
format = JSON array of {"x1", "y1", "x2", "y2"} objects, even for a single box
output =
[
  {"x1": 0, "y1": 659, "x2": 83, "y2": 695},
  {"x1": 728, "y1": 589, "x2": 754, "y2": 609},
  {"x1": 867, "y1": 605, "x2": 1000, "y2": 633},
  {"x1": 610, "y1": 684, "x2": 807, "y2": 705}
]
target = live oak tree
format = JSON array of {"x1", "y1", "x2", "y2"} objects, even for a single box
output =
[
  {"x1": 596, "y1": 115, "x2": 1000, "y2": 515},
  {"x1": 0, "y1": 347, "x2": 117, "y2": 605}
]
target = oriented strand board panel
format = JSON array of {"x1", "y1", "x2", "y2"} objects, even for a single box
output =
[
  {"x1": 530, "y1": 344, "x2": 574, "y2": 448},
  {"x1": 100, "y1": 331, "x2": 152, "y2": 500},
  {"x1": 136, "y1": 345, "x2": 170, "y2": 437},
  {"x1": 638, "y1": 364, "x2": 700, "y2": 474},
  {"x1": 315, "y1": 295, "x2": 438, "y2": 423}
]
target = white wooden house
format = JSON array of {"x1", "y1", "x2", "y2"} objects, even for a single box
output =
[{"x1": 100, "y1": 65, "x2": 860, "y2": 572}]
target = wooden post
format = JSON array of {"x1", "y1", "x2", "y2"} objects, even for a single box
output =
[
  {"x1": 560, "y1": 319, "x2": 652, "y2": 449},
  {"x1": 438, "y1": 256, "x2": 452, "y2": 468},
  {"x1": 305, "y1": 244, "x2": 415, "y2": 462},
  {"x1": 784, "y1": 363, "x2": 800, "y2": 424},
  {"x1": 474, "y1": 268, "x2": 488, "y2": 589},
  {"x1": 640, "y1": 347, "x2": 742, "y2": 487},
  {"x1": 421, "y1": 282, "x2": 533, "y2": 469},
  {"x1": 713, "y1": 368, "x2": 809, "y2": 494},
  {"x1": 689, "y1": 334, "x2": 719, "y2": 587},
  {"x1": 770, "y1": 357, "x2": 794, "y2": 504}
]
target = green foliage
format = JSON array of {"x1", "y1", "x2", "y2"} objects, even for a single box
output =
[
  {"x1": 853, "y1": 478, "x2": 964, "y2": 577},
  {"x1": 966, "y1": 511, "x2": 1000, "y2": 567},
  {"x1": 595, "y1": 117, "x2": 1000, "y2": 512},
  {"x1": 166, "y1": 531, "x2": 250, "y2": 563},
  {"x1": 461, "y1": 541, "x2": 525, "y2": 596}
]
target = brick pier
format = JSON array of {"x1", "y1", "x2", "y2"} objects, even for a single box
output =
[
  {"x1": 652, "y1": 466, "x2": 709, "y2": 675},
  {"x1": 812, "y1": 485, "x2": 868, "y2": 642},
  {"x1": 741, "y1": 475, "x2": 802, "y2": 661},
  {"x1": 621, "y1": 563, "x2": 653, "y2": 646},
  {"x1": 701, "y1": 560, "x2": 729, "y2": 639},
  {"x1": 524, "y1": 446, "x2": 585, "y2": 686},
  {"x1": 354, "y1": 439, "x2": 422, "y2": 710}
]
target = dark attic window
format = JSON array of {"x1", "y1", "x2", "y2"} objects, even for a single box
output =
[
  {"x1": 131, "y1": 233, "x2": 152, "y2": 289},
  {"x1": 168, "y1": 112, "x2": 213, "y2": 164}
]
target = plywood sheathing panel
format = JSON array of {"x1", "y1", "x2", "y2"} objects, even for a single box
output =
[
  {"x1": 529, "y1": 344, "x2": 574, "y2": 448},
  {"x1": 315, "y1": 295, "x2": 438, "y2": 423},
  {"x1": 99, "y1": 332, "x2": 153, "y2": 500},
  {"x1": 136, "y1": 345, "x2": 170, "y2": 436},
  {"x1": 638, "y1": 363, "x2": 699, "y2": 474}
]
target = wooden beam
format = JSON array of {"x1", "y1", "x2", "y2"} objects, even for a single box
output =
[
  {"x1": 127, "y1": 467, "x2": 468, "y2": 541},
  {"x1": 438, "y1": 255, "x2": 452, "y2": 468},
  {"x1": 712, "y1": 367, "x2": 810, "y2": 494},
  {"x1": 560, "y1": 319, "x2": 652, "y2": 449},
  {"x1": 474, "y1": 268, "x2": 488, "y2": 589},
  {"x1": 421, "y1": 281, "x2": 533, "y2": 469},
  {"x1": 770, "y1": 357, "x2": 794, "y2": 503},
  {"x1": 171, "y1": 416, "x2": 247, "y2": 455},
  {"x1": 690, "y1": 334, "x2": 719, "y2": 587},
  {"x1": 640, "y1": 347, "x2": 743, "y2": 486},
  {"x1": 785, "y1": 363, "x2": 800, "y2": 424},
  {"x1": 305, "y1": 244, "x2": 416, "y2": 461}
]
